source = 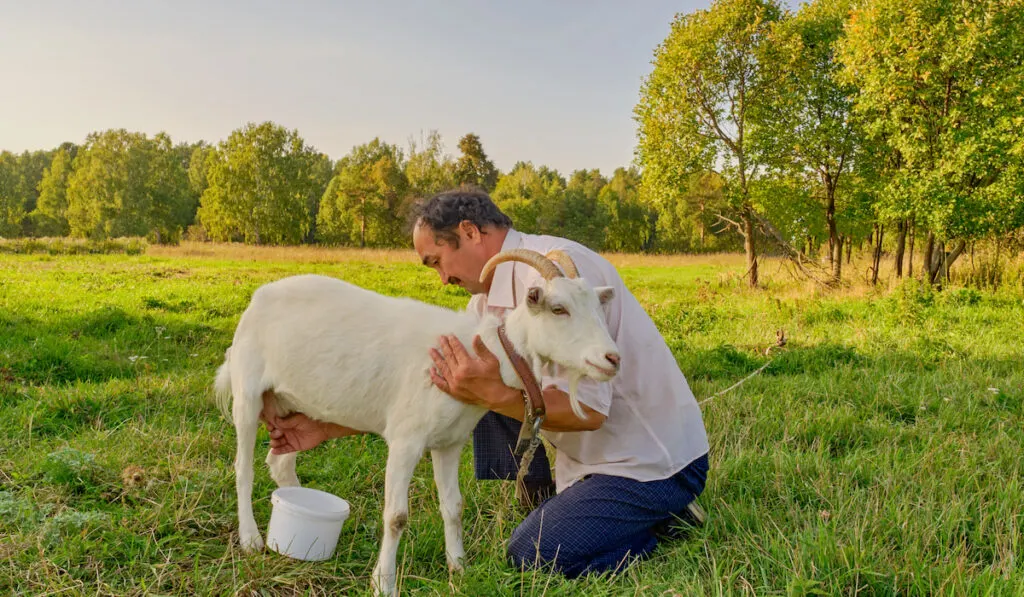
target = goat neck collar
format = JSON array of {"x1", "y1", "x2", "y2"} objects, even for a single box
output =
[{"x1": 495, "y1": 322, "x2": 546, "y2": 420}]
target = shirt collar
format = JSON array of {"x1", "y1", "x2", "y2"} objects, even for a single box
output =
[{"x1": 484, "y1": 228, "x2": 523, "y2": 310}]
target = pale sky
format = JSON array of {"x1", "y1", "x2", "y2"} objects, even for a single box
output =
[{"x1": 0, "y1": 1, "x2": 792, "y2": 175}]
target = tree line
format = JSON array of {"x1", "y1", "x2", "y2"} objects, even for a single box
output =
[
  {"x1": 1, "y1": 0, "x2": 1022, "y2": 287},
  {"x1": 636, "y1": 0, "x2": 1024, "y2": 287},
  {"x1": 0, "y1": 126, "x2": 680, "y2": 254}
]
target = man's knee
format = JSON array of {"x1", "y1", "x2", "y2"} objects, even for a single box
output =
[
  {"x1": 505, "y1": 519, "x2": 601, "y2": 579},
  {"x1": 506, "y1": 520, "x2": 568, "y2": 574}
]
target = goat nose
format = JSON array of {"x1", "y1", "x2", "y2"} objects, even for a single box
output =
[{"x1": 605, "y1": 353, "x2": 620, "y2": 369}]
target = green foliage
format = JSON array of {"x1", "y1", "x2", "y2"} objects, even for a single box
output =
[
  {"x1": 492, "y1": 161, "x2": 564, "y2": 234},
  {"x1": 0, "y1": 490, "x2": 49, "y2": 534},
  {"x1": 837, "y1": 0, "x2": 1024, "y2": 243},
  {"x1": 562, "y1": 169, "x2": 611, "y2": 249},
  {"x1": 317, "y1": 138, "x2": 410, "y2": 247},
  {"x1": 405, "y1": 130, "x2": 456, "y2": 199},
  {"x1": 33, "y1": 145, "x2": 75, "y2": 236},
  {"x1": 882, "y1": 277, "x2": 936, "y2": 324},
  {"x1": 453, "y1": 133, "x2": 499, "y2": 192},
  {"x1": 40, "y1": 447, "x2": 101, "y2": 492},
  {"x1": 635, "y1": 0, "x2": 790, "y2": 282},
  {"x1": 197, "y1": 122, "x2": 325, "y2": 245},
  {"x1": 0, "y1": 151, "x2": 24, "y2": 237},
  {"x1": 65, "y1": 130, "x2": 192, "y2": 243},
  {"x1": 599, "y1": 167, "x2": 655, "y2": 253},
  {"x1": 761, "y1": 0, "x2": 867, "y2": 275},
  {"x1": 0, "y1": 236, "x2": 146, "y2": 255}
]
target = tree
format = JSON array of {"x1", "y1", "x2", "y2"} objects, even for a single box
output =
[
  {"x1": 766, "y1": 0, "x2": 860, "y2": 281},
  {"x1": 636, "y1": 0, "x2": 789, "y2": 287},
  {"x1": 65, "y1": 130, "x2": 192, "y2": 242},
  {"x1": 641, "y1": 170, "x2": 740, "y2": 253},
  {"x1": 837, "y1": 0, "x2": 1024, "y2": 284},
  {"x1": 197, "y1": 122, "x2": 325, "y2": 245},
  {"x1": 453, "y1": 133, "x2": 499, "y2": 192},
  {"x1": 0, "y1": 149, "x2": 55, "y2": 237},
  {"x1": 306, "y1": 152, "x2": 334, "y2": 243},
  {"x1": 16, "y1": 150, "x2": 55, "y2": 236},
  {"x1": 146, "y1": 133, "x2": 196, "y2": 243},
  {"x1": 491, "y1": 162, "x2": 565, "y2": 235},
  {"x1": 0, "y1": 152, "x2": 22, "y2": 237},
  {"x1": 187, "y1": 142, "x2": 214, "y2": 200},
  {"x1": 34, "y1": 145, "x2": 76, "y2": 236},
  {"x1": 599, "y1": 167, "x2": 655, "y2": 253},
  {"x1": 317, "y1": 139, "x2": 409, "y2": 247},
  {"x1": 66, "y1": 130, "x2": 151, "y2": 239},
  {"x1": 405, "y1": 130, "x2": 456, "y2": 199},
  {"x1": 563, "y1": 169, "x2": 610, "y2": 249}
]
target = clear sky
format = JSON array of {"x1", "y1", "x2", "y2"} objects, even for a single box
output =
[{"x1": 0, "y1": 1, "x2": 792, "y2": 176}]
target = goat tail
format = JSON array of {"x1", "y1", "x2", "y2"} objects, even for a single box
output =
[{"x1": 214, "y1": 346, "x2": 233, "y2": 420}]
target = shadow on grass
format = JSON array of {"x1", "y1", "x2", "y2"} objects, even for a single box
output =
[{"x1": 0, "y1": 306, "x2": 230, "y2": 387}]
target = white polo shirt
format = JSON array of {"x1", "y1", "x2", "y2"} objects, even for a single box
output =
[{"x1": 467, "y1": 229, "x2": 710, "y2": 493}]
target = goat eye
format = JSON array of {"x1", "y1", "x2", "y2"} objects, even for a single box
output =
[{"x1": 551, "y1": 306, "x2": 569, "y2": 316}]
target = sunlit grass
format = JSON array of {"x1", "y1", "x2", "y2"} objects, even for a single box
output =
[{"x1": 0, "y1": 247, "x2": 1021, "y2": 595}]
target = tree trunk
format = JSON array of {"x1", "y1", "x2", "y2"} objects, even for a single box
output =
[
  {"x1": 642, "y1": 212, "x2": 658, "y2": 253},
  {"x1": 908, "y1": 220, "x2": 916, "y2": 278},
  {"x1": 846, "y1": 235, "x2": 852, "y2": 265},
  {"x1": 925, "y1": 239, "x2": 965, "y2": 286},
  {"x1": 923, "y1": 231, "x2": 935, "y2": 282},
  {"x1": 833, "y1": 234, "x2": 844, "y2": 280},
  {"x1": 359, "y1": 199, "x2": 367, "y2": 248},
  {"x1": 894, "y1": 219, "x2": 908, "y2": 278},
  {"x1": 742, "y1": 207, "x2": 758, "y2": 288},
  {"x1": 928, "y1": 240, "x2": 946, "y2": 285},
  {"x1": 943, "y1": 240, "x2": 967, "y2": 283},
  {"x1": 871, "y1": 223, "x2": 884, "y2": 285},
  {"x1": 993, "y1": 239, "x2": 1002, "y2": 289},
  {"x1": 826, "y1": 181, "x2": 838, "y2": 272}
]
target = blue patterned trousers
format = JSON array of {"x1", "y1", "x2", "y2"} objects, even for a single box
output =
[{"x1": 473, "y1": 412, "x2": 710, "y2": 577}]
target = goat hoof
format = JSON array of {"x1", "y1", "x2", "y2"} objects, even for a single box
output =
[
  {"x1": 371, "y1": 569, "x2": 396, "y2": 596},
  {"x1": 447, "y1": 559, "x2": 465, "y2": 574},
  {"x1": 240, "y1": 533, "x2": 265, "y2": 552}
]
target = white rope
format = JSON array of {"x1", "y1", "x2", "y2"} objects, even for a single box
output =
[{"x1": 698, "y1": 359, "x2": 774, "y2": 405}]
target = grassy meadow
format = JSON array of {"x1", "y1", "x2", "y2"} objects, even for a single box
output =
[{"x1": 1, "y1": 242, "x2": 1022, "y2": 596}]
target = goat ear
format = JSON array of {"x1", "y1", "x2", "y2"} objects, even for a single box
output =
[
  {"x1": 595, "y1": 286, "x2": 615, "y2": 305},
  {"x1": 526, "y1": 287, "x2": 545, "y2": 312}
]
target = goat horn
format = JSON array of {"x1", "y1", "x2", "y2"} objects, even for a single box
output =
[
  {"x1": 479, "y1": 249, "x2": 563, "y2": 283},
  {"x1": 545, "y1": 250, "x2": 579, "y2": 278}
]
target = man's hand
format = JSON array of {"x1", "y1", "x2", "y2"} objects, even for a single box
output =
[
  {"x1": 429, "y1": 334, "x2": 607, "y2": 432},
  {"x1": 264, "y1": 412, "x2": 330, "y2": 454},
  {"x1": 429, "y1": 334, "x2": 520, "y2": 410}
]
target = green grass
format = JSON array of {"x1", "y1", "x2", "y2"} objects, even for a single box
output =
[{"x1": 1, "y1": 249, "x2": 1022, "y2": 596}]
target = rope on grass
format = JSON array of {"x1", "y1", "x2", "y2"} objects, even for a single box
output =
[
  {"x1": 698, "y1": 359, "x2": 774, "y2": 405},
  {"x1": 698, "y1": 329, "x2": 786, "y2": 406}
]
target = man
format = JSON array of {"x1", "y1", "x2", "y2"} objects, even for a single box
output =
[{"x1": 264, "y1": 187, "x2": 710, "y2": 578}]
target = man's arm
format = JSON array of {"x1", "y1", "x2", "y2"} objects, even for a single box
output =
[
  {"x1": 429, "y1": 334, "x2": 607, "y2": 432},
  {"x1": 486, "y1": 383, "x2": 607, "y2": 432},
  {"x1": 264, "y1": 412, "x2": 364, "y2": 454}
]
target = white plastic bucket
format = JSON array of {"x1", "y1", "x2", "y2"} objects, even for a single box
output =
[{"x1": 266, "y1": 486, "x2": 350, "y2": 561}]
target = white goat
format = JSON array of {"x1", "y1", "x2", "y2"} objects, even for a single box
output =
[{"x1": 215, "y1": 249, "x2": 620, "y2": 596}]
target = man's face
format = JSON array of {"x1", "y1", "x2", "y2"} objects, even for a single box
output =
[{"x1": 413, "y1": 221, "x2": 490, "y2": 295}]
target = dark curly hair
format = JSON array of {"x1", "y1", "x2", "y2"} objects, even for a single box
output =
[{"x1": 409, "y1": 185, "x2": 512, "y2": 247}]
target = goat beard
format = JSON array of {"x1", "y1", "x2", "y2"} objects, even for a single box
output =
[{"x1": 567, "y1": 372, "x2": 587, "y2": 419}]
